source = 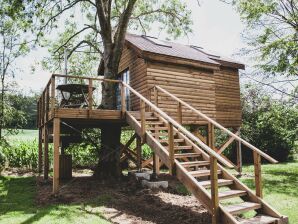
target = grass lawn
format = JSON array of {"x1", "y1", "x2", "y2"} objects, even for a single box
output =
[
  {"x1": 240, "y1": 161, "x2": 298, "y2": 223},
  {"x1": 0, "y1": 161, "x2": 297, "y2": 223},
  {"x1": 0, "y1": 176, "x2": 111, "y2": 224}
]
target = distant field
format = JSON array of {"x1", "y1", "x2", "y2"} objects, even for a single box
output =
[{"x1": 3, "y1": 129, "x2": 38, "y2": 142}]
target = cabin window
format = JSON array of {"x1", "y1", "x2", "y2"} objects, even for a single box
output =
[{"x1": 116, "y1": 69, "x2": 130, "y2": 110}]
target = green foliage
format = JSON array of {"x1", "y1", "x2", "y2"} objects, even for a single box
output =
[
  {"x1": 233, "y1": 0, "x2": 298, "y2": 76},
  {"x1": 0, "y1": 149, "x2": 6, "y2": 173},
  {"x1": 65, "y1": 143, "x2": 98, "y2": 168},
  {"x1": 1, "y1": 140, "x2": 50, "y2": 170},
  {"x1": 240, "y1": 85, "x2": 298, "y2": 162}
]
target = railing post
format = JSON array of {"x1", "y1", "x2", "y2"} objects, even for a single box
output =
[
  {"x1": 168, "y1": 122, "x2": 175, "y2": 175},
  {"x1": 140, "y1": 99, "x2": 146, "y2": 143},
  {"x1": 177, "y1": 102, "x2": 182, "y2": 124},
  {"x1": 38, "y1": 128, "x2": 43, "y2": 174},
  {"x1": 88, "y1": 78, "x2": 93, "y2": 112},
  {"x1": 210, "y1": 156, "x2": 219, "y2": 224},
  {"x1": 50, "y1": 75, "x2": 56, "y2": 116},
  {"x1": 154, "y1": 87, "x2": 158, "y2": 106},
  {"x1": 121, "y1": 82, "x2": 126, "y2": 115},
  {"x1": 236, "y1": 128, "x2": 242, "y2": 175},
  {"x1": 253, "y1": 151, "x2": 262, "y2": 198}
]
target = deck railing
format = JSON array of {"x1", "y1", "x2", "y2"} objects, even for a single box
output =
[
  {"x1": 37, "y1": 74, "x2": 122, "y2": 127},
  {"x1": 149, "y1": 85, "x2": 278, "y2": 199}
]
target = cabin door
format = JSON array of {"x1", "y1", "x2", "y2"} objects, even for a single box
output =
[{"x1": 116, "y1": 69, "x2": 130, "y2": 110}]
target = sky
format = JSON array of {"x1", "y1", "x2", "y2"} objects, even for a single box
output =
[{"x1": 15, "y1": 0, "x2": 246, "y2": 93}]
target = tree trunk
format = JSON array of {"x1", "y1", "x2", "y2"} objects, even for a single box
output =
[
  {"x1": 93, "y1": 62, "x2": 122, "y2": 180},
  {"x1": 0, "y1": 77, "x2": 4, "y2": 140}
]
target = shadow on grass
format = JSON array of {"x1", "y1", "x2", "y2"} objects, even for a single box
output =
[
  {"x1": 0, "y1": 176, "x2": 109, "y2": 224},
  {"x1": 240, "y1": 167, "x2": 298, "y2": 197}
]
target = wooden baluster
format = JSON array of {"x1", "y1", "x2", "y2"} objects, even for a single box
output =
[
  {"x1": 253, "y1": 151, "x2": 262, "y2": 198},
  {"x1": 38, "y1": 128, "x2": 43, "y2": 174},
  {"x1": 168, "y1": 123, "x2": 175, "y2": 175},
  {"x1": 154, "y1": 87, "x2": 158, "y2": 107},
  {"x1": 88, "y1": 78, "x2": 93, "y2": 112},
  {"x1": 177, "y1": 102, "x2": 182, "y2": 124},
  {"x1": 208, "y1": 123, "x2": 215, "y2": 150},
  {"x1": 51, "y1": 76, "x2": 56, "y2": 116},
  {"x1": 210, "y1": 156, "x2": 219, "y2": 224},
  {"x1": 121, "y1": 83, "x2": 126, "y2": 115},
  {"x1": 44, "y1": 125, "x2": 49, "y2": 180},
  {"x1": 236, "y1": 134, "x2": 242, "y2": 175},
  {"x1": 46, "y1": 86, "x2": 50, "y2": 122},
  {"x1": 140, "y1": 99, "x2": 146, "y2": 142}
]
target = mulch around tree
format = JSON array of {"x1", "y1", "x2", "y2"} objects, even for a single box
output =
[{"x1": 36, "y1": 172, "x2": 211, "y2": 224}]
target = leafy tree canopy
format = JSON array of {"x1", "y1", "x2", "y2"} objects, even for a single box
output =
[{"x1": 233, "y1": 0, "x2": 298, "y2": 77}]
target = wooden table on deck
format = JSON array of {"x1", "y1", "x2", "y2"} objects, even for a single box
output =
[{"x1": 56, "y1": 84, "x2": 96, "y2": 108}]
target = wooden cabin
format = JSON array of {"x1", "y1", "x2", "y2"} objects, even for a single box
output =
[{"x1": 99, "y1": 33, "x2": 245, "y2": 128}]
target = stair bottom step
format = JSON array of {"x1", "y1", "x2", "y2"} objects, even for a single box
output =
[
  {"x1": 238, "y1": 215, "x2": 279, "y2": 224},
  {"x1": 225, "y1": 202, "x2": 261, "y2": 215}
]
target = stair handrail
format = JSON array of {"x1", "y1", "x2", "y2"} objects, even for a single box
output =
[
  {"x1": 154, "y1": 85, "x2": 278, "y2": 164},
  {"x1": 122, "y1": 82, "x2": 235, "y2": 168}
]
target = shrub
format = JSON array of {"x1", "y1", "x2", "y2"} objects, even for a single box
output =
[{"x1": 0, "y1": 149, "x2": 6, "y2": 173}]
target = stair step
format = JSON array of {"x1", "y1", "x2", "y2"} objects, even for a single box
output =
[
  {"x1": 239, "y1": 215, "x2": 279, "y2": 224},
  {"x1": 218, "y1": 190, "x2": 247, "y2": 200},
  {"x1": 180, "y1": 161, "x2": 210, "y2": 167},
  {"x1": 148, "y1": 126, "x2": 168, "y2": 131},
  {"x1": 225, "y1": 202, "x2": 261, "y2": 215},
  {"x1": 167, "y1": 145, "x2": 193, "y2": 150},
  {"x1": 159, "y1": 138, "x2": 184, "y2": 143},
  {"x1": 198, "y1": 179, "x2": 233, "y2": 188},
  {"x1": 174, "y1": 153, "x2": 201, "y2": 158},
  {"x1": 146, "y1": 121, "x2": 164, "y2": 125},
  {"x1": 189, "y1": 169, "x2": 221, "y2": 177}
]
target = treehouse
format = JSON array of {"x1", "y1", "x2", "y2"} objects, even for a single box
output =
[{"x1": 37, "y1": 34, "x2": 288, "y2": 224}]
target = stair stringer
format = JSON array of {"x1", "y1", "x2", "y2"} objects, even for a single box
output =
[{"x1": 126, "y1": 111, "x2": 288, "y2": 224}]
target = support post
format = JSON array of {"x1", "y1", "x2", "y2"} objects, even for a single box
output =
[
  {"x1": 38, "y1": 128, "x2": 43, "y2": 174},
  {"x1": 153, "y1": 153, "x2": 160, "y2": 177},
  {"x1": 43, "y1": 125, "x2": 49, "y2": 180},
  {"x1": 168, "y1": 123, "x2": 175, "y2": 175},
  {"x1": 177, "y1": 102, "x2": 182, "y2": 124},
  {"x1": 253, "y1": 151, "x2": 262, "y2": 198},
  {"x1": 53, "y1": 118, "x2": 60, "y2": 194},
  {"x1": 140, "y1": 99, "x2": 146, "y2": 143},
  {"x1": 136, "y1": 135, "x2": 142, "y2": 171},
  {"x1": 210, "y1": 156, "x2": 219, "y2": 224},
  {"x1": 121, "y1": 82, "x2": 126, "y2": 115}
]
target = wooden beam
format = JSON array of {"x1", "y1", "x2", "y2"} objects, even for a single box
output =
[
  {"x1": 236, "y1": 130, "x2": 242, "y2": 174},
  {"x1": 43, "y1": 125, "x2": 49, "y2": 180},
  {"x1": 38, "y1": 128, "x2": 43, "y2": 174},
  {"x1": 136, "y1": 135, "x2": 142, "y2": 171},
  {"x1": 218, "y1": 130, "x2": 240, "y2": 154},
  {"x1": 168, "y1": 122, "x2": 175, "y2": 175},
  {"x1": 210, "y1": 156, "x2": 219, "y2": 224},
  {"x1": 253, "y1": 151, "x2": 262, "y2": 198},
  {"x1": 154, "y1": 87, "x2": 158, "y2": 106},
  {"x1": 53, "y1": 118, "x2": 60, "y2": 194}
]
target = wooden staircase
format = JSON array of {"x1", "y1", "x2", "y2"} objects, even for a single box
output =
[{"x1": 122, "y1": 83, "x2": 288, "y2": 224}]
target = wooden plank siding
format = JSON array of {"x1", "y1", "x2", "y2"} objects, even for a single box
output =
[
  {"x1": 214, "y1": 67, "x2": 242, "y2": 127},
  {"x1": 146, "y1": 62, "x2": 217, "y2": 125},
  {"x1": 118, "y1": 46, "x2": 147, "y2": 111}
]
